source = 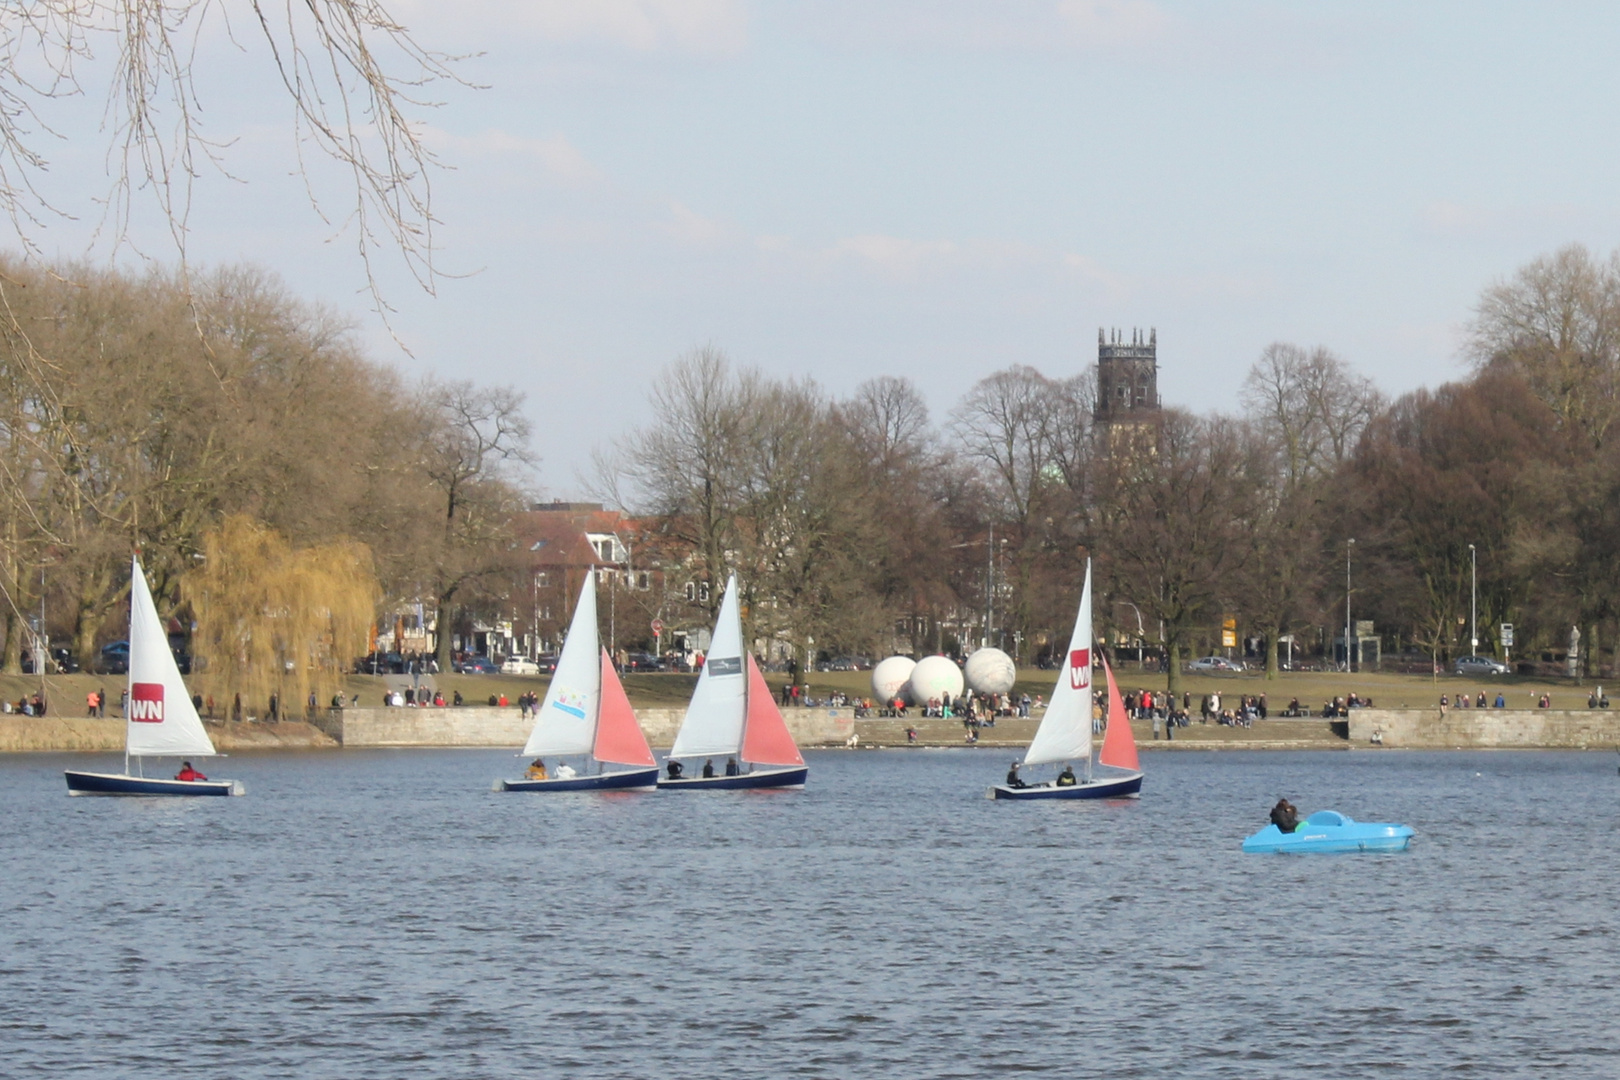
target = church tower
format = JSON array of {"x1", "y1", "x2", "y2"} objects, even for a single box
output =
[{"x1": 1094, "y1": 327, "x2": 1161, "y2": 428}]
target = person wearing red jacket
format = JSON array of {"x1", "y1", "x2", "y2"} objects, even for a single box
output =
[{"x1": 175, "y1": 761, "x2": 207, "y2": 782}]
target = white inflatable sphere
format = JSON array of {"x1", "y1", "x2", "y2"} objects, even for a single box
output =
[
  {"x1": 909, "y1": 655, "x2": 965, "y2": 704},
  {"x1": 964, "y1": 647, "x2": 1017, "y2": 695},
  {"x1": 871, "y1": 656, "x2": 917, "y2": 703}
]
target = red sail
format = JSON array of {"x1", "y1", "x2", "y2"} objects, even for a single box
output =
[
  {"x1": 741, "y1": 654, "x2": 805, "y2": 767},
  {"x1": 592, "y1": 650, "x2": 657, "y2": 767},
  {"x1": 1098, "y1": 654, "x2": 1141, "y2": 772}
]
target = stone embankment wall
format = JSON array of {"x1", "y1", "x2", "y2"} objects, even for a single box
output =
[
  {"x1": 316, "y1": 706, "x2": 855, "y2": 749},
  {"x1": 1348, "y1": 708, "x2": 1619, "y2": 749},
  {"x1": 0, "y1": 717, "x2": 336, "y2": 753}
]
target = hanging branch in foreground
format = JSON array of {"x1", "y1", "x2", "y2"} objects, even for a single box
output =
[{"x1": 0, "y1": 1, "x2": 471, "y2": 317}]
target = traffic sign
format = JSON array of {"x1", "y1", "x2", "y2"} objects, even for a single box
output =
[
  {"x1": 1500, "y1": 623, "x2": 1513, "y2": 647},
  {"x1": 651, "y1": 619, "x2": 664, "y2": 635}
]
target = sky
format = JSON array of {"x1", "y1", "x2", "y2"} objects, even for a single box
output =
[{"x1": 23, "y1": 1, "x2": 1620, "y2": 497}]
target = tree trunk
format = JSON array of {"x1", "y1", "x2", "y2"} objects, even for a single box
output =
[
  {"x1": 434, "y1": 597, "x2": 455, "y2": 672},
  {"x1": 1, "y1": 548, "x2": 20, "y2": 675},
  {"x1": 1165, "y1": 638, "x2": 1183, "y2": 697},
  {"x1": 1265, "y1": 628, "x2": 1280, "y2": 680}
]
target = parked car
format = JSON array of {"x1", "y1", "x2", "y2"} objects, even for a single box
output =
[
  {"x1": 500, "y1": 656, "x2": 540, "y2": 676},
  {"x1": 1187, "y1": 656, "x2": 1244, "y2": 673},
  {"x1": 458, "y1": 655, "x2": 497, "y2": 675},
  {"x1": 624, "y1": 652, "x2": 660, "y2": 672},
  {"x1": 535, "y1": 654, "x2": 559, "y2": 674},
  {"x1": 95, "y1": 640, "x2": 130, "y2": 675},
  {"x1": 1454, "y1": 655, "x2": 1510, "y2": 676}
]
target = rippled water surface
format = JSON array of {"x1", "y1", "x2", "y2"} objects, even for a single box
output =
[{"x1": 2, "y1": 748, "x2": 1617, "y2": 1078}]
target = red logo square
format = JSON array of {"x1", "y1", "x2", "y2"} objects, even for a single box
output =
[{"x1": 130, "y1": 682, "x2": 165, "y2": 723}]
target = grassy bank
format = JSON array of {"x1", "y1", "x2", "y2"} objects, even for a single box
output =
[{"x1": 3, "y1": 665, "x2": 1606, "y2": 721}]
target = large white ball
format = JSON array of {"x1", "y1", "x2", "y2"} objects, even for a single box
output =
[
  {"x1": 871, "y1": 656, "x2": 917, "y2": 703},
  {"x1": 909, "y1": 655, "x2": 965, "y2": 704},
  {"x1": 964, "y1": 647, "x2": 1017, "y2": 695}
]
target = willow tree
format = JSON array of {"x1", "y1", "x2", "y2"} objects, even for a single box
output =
[{"x1": 190, "y1": 516, "x2": 377, "y2": 719}]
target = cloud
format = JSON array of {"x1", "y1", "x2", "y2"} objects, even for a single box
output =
[
  {"x1": 830, "y1": 234, "x2": 959, "y2": 275},
  {"x1": 663, "y1": 201, "x2": 735, "y2": 245},
  {"x1": 408, "y1": 0, "x2": 750, "y2": 54},
  {"x1": 1055, "y1": 0, "x2": 1172, "y2": 48},
  {"x1": 423, "y1": 128, "x2": 604, "y2": 187},
  {"x1": 1414, "y1": 200, "x2": 1587, "y2": 244}
]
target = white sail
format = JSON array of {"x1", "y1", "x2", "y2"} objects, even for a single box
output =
[
  {"x1": 125, "y1": 556, "x2": 217, "y2": 759},
  {"x1": 669, "y1": 574, "x2": 747, "y2": 759},
  {"x1": 1024, "y1": 560, "x2": 1094, "y2": 767},
  {"x1": 523, "y1": 573, "x2": 603, "y2": 758}
]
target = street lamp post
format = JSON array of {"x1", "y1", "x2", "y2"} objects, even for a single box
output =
[
  {"x1": 1469, "y1": 543, "x2": 1477, "y2": 657},
  {"x1": 1345, "y1": 538, "x2": 1355, "y2": 673}
]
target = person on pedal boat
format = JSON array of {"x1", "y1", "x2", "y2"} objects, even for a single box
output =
[
  {"x1": 1005, "y1": 762, "x2": 1028, "y2": 789},
  {"x1": 1270, "y1": 798, "x2": 1300, "y2": 833},
  {"x1": 526, "y1": 759, "x2": 547, "y2": 780},
  {"x1": 1055, "y1": 765, "x2": 1078, "y2": 786},
  {"x1": 175, "y1": 761, "x2": 207, "y2": 782}
]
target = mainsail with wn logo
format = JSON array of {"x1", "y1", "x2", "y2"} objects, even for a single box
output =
[
  {"x1": 130, "y1": 682, "x2": 165, "y2": 723},
  {"x1": 1068, "y1": 648, "x2": 1091, "y2": 691}
]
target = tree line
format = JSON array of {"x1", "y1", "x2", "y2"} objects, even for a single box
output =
[
  {"x1": 0, "y1": 256, "x2": 531, "y2": 686},
  {"x1": 604, "y1": 244, "x2": 1620, "y2": 694}
]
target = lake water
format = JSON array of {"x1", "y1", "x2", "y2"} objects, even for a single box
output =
[{"x1": 2, "y1": 748, "x2": 1616, "y2": 1078}]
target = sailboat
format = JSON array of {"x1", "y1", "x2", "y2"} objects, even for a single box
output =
[
  {"x1": 64, "y1": 556, "x2": 244, "y2": 796},
  {"x1": 988, "y1": 560, "x2": 1143, "y2": 800},
  {"x1": 657, "y1": 574, "x2": 807, "y2": 790},
  {"x1": 497, "y1": 571, "x2": 658, "y2": 792}
]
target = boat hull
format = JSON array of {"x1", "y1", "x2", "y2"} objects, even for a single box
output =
[
  {"x1": 988, "y1": 770, "x2": 1143, "y2": 800},
  {"x1": 1243, "y1": 811, "x2": 1414, "y2": 853},
  {"x1": 64, "y1": 770, "x2": 244, "y2": 797},
  {"x1": 497, "y1": 766, "x2": 659, "y2": 792},
  {"x1": 657, "y1": 765, "x2": 808, "y2": 790}
]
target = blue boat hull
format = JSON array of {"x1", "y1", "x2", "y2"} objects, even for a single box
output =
[
  {"x1": 1243, "y1": 810, "x2": 1414, "y2": 853},
  {"x1": 988, "y1": 770, "x2": 1143, "y2": 800},
  {"x1": 656, "y1": 766, "x2": 808, "y2": 790},
  {"x1": 64, "y1": 770, "x2": 243, "y2": 797},
  {"x1": 497, "y1": 766, "x2": 659, "y2": 792}
]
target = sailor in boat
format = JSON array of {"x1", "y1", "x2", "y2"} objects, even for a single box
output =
[
  {"x1": 554, "y1": 762, "x2": 577, "y2": 780},
  {"x1": 1056, "y1": 765, "x2": 1077, "y2": 787},
  {"x1": 666, "y1": 760, "x2": 684, "y2": 780},
  {"x1": 526, "y1": 759, "x2": 547, "y2": 780},
  {"x1": 1270, "y1": 798, "x2": 1300, "y2": 833},
  {"x1": 702, "y1": 759, "x2": 716, "y2": 778},
  {"x1": 175, "y1": 761, "x2": 208, "y2": 782},
  {"x1": 1005, "y1": 762, "x2": 1028, "y2": 789},
  {"x1": 725, "y1": 757, "x2": 740, "y2": 776}
]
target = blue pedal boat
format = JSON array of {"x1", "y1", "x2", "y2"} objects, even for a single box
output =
[{"x1": 1242, "y1": 810, "x2": 1415, "y2": 854}]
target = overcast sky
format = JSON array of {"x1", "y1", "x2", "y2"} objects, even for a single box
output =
[{"x1": 30, "y1": 1, "x2": 1620, "y2": 497}]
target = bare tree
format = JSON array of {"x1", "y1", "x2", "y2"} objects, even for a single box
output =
[
  {"x1": 1091, "y1": 411, "x2": 1259, "y2": 696},
  {"x1": 1242, "y1": 342, "x2": 1382, "y2": 489},
  {"x1": 419, "y1": 378, "x2": 533, "y2": 670},
  {"x1": 1470, "y1": 243, "x2": 1620, "y2": 449},
  {"x1": 0, "y1": 2, "x2": 465, "y2": 311}
]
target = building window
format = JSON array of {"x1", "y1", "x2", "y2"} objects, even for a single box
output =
[
  {"x1": 684, "y1": 581, "x2": 696, "y2": 601},
  {"x1": 637, "y1": 571, "x2": 650, "y2": 590},
  {"x1": 535, "y1": 572, "x2": 549, "y2": 588},
  {"x1": 700, "y1": 582, "x2": 711, "y2": 603}
]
